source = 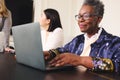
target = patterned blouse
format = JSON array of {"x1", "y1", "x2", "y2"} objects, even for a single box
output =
[{"x1": 56, "y1": 28, "x2": 120, "y2": 73}]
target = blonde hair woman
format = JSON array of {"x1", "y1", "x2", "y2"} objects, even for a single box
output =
[{"x1": 0, "y1": 0, "x2": 12, "y2": 52}]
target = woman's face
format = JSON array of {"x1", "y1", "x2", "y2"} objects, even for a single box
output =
[
  {"x1": 78, "y1": 5, "x2": 101, "y2": 34},
  {"x1": 40, "y1": 12, "x2": 50, "y2": 28}
]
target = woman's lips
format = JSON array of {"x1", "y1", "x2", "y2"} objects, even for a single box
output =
[{"x1": 79, "y1": 24, "x2": 86, "y2": 28}]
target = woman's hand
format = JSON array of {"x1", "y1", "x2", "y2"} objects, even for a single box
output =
[
  {"x1": 49, "y1": 53, "x2": 81, "y2": 67},
  {"x1": 49, "y1": 53, "x2": 94, "y2": 68},
  {"x1": 5, "y1": 47, "x2": 15, "y2": 53}
]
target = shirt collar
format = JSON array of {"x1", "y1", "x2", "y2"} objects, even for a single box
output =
[{"x1": 84, "y1": 27, "x2": 103, "y2": 40}]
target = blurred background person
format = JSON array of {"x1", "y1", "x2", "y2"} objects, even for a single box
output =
[
  {"x1": 0, "y1": 0, "x2": 13, "y2": 53},
  {"x1": 40, "y1": 8, "x2": 64, "y2": 51}
]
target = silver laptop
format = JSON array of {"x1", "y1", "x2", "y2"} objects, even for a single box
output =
[{"x1": 12, "y1": 22, "x2": 73, "y2": 71}]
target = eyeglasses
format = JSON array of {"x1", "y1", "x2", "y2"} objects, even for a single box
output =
[{"x1": 75, "y1": 13, "x2": 96, "y2": 20}]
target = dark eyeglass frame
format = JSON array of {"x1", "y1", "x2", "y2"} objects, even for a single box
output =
[{"x1": 75, "y1": 13, "x2": 96, "y2": 20}]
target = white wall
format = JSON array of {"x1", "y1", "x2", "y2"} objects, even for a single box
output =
[
  {"x1": 34, "y1": 0, "x2": 120, "y2": 44},
  {"x1": 100, "y1": 0, "x2": 120, "y2": 37}
]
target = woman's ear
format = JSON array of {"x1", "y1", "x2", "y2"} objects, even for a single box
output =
[
  {"x1": 97, "y1": 17, "x2": 102, "y2": 24},
  {"x1": 46, "y1": 19, "x2": 50, "y2": 25}
]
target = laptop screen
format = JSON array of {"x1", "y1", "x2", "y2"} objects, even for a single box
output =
[{"x1": 12, "y1": 22, "x2": 46, "y2": 70}]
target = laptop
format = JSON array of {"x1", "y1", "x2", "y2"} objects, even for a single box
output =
[{"x1": 12, "y1": 22, "x2": 73, "y2": 71}]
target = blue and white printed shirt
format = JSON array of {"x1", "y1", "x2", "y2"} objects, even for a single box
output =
[{"x1": 56, "y1": 28, "x2": 120, "y2": 73}]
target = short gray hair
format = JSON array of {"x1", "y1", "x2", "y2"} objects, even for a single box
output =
[{"x1": 83, "y1": 0, "x2": 104, "y2": 17}]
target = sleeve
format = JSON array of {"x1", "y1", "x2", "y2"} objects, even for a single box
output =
[
  {"x1": 91, "y1": 39, "x2": 120, "y2": 73},
  {"x1": 48, "y1": 39, "x2": 76, "y2": 58},
  {"x1": 2, "y1": 11, "x2": 12, "y2": 47},
  {"x1": 56, "y1": 36, "x2": 80, "y2": 53},
  {"x1": 91, "y1": 57, "x2": 114, "y2": 72},
  {"x1": 48, "y1": 37, "x2": 78, "y2": 58}
]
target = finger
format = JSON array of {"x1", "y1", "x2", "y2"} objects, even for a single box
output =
[
  {"x1": 49, "y1": 55, "x2": 62, "y2": 67},
  {"x1": 45, "y1": 56, "x2": 48, "y2": 60},
  {"x1": 44, "y1": 51, "x2": 51, "y2": 60},
  {"x1": 54, "y1": 58, "x2": 65, "y2": 67},
  {"x1": 55, "y1": 61, "x2": 65, "y2": 67},
  {"x1": 57, "y1": 59, "x2": 63, "y2": 63},
  {"x1": 49, "y1": 55, "x2": 61, "y2": 64},
  {"x1": 44, "y1": 51, "x2": 49, "y2": 56},
  {"x1": 50, "y1": 62, "x2": 63, "y2": 67}
]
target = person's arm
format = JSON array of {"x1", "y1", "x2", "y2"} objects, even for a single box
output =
[
  {"x1": 48, "y1": 53, "x2": 114, "y2": 72},
  {"x1": 91, "y1": 38, "x2": 120, "y2": 73},
  {"x1": 44, "y1": 42, "x2": 114, "y2": 72},
  {"x1": 44, "y1": 35, "x2": 83, "y2": 62},
  {"x1": 48, "y1": 53, "x2": 93, "y2": 67},
  {"x1": 44, "y1": 36, "x2": 119, "y2": 73},
  {"x1": 2, "y1": 10, "x2": 12, "y2": 47}
]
